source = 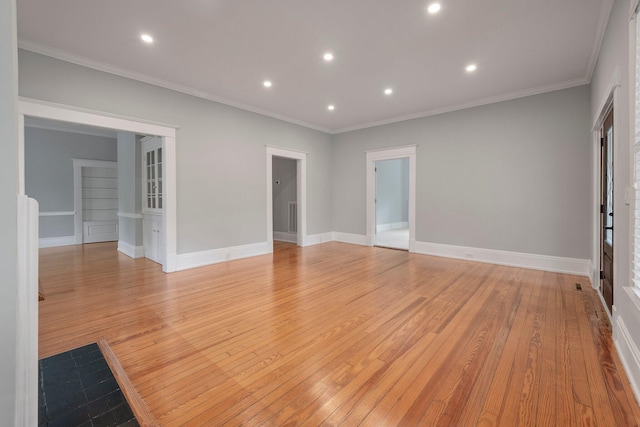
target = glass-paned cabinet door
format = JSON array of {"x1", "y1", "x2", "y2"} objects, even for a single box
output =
[{"x1": 142, "y1": 136, "x2": 163, "y2": 213}]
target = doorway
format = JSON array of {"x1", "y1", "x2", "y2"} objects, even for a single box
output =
[
  {"x1": 366, "y1": 146, "x2": 417, "y2": 251},
  {"x1": 18, "y1": 100, "x2": 178, "y2": 272},
  {"x1": 272, "y1": 156, "x2": 298, "y2": 244},
  {"x1": 266, "y1": 146, "x2": 307, "y2": 250},
  {"x1": 374, "y1": 158, "x2": 409, "y2": 250},
  {"x1": 600, "y1": 107, "x2": 614, "y2": 313}
]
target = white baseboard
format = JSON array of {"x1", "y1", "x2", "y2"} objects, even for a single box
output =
[
  {"x1": 334, "y1": 232, "x2": 368, "y2": 246},
  {"x1": 39, "y1": 235, "x2": 75, "y2": 248},
  {"x1": 413, "y1": 241, "x2": 591, "y2": 276},
  {"x1": 274, "y1": 231, "x2": 297, "y2": 244},
  {"x1": 376, "y1": 222, "x2": 409, "y2": 232},
  {"x1": 176, "y1": 241, "x2": 270, "y2": 271},
  {"x1": 302, "y1": 232, "x2": 334, "y2": 247},
  {"x1": 613, "y1": 302, "x2": 640, "y2": 406},
  {"x1": 117, "y1": 241, "x2": 145, "y2": 259}
]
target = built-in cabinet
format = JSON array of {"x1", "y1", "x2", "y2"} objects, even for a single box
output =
[{"x1": 141, "y1": 136, "x2": 164, "y2": 265}]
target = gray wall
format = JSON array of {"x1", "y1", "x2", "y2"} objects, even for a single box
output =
[
  {"x1": 0, "y1": 0, "x2": 18, "y2": 421},
  {"x1": 18, "y1": 50, "x2": 334, "y2": 253},
  {"x1": 117, "y1": 132, "x2": 143, "y2": 246},
  {"x1": 24, "y1": 127, "x2": 117, "y2": 238},
  {"x1": 376, "y1": 158, "x2": 409, "y2": 227},
  {"x1": 333, "y1": 85, "x2": 592, "y2": 259},
  {"x1": 272, "y1": 156, "x2": 297, "y2": 233}
]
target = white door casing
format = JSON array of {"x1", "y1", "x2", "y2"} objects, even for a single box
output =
[
  {"x1": 266, "y1": 146, "x2": 307, "y2": 250},
  {"x1": 366, "y1": 145, "x2": 417, "y2": 251},
  {"x1": 18, "y1": 98, "x2": 178, "y2": 272}
]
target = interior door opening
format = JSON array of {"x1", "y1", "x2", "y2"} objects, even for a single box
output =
[
  {"x1": 365, "y1": 145, "x2": 416, "y2": 252},
  {"x1": 272, "y1": 156, "x2": 298, "y2": 245},
  {"x1": 600, "y1": 106, "x2": 614, "y2": 314},
  {"x1": 374, "y1": 158, "x2": 409, "y2": 250},
  {"x1": 266, "y1": 146, "x2": 307, "y2": 251}
]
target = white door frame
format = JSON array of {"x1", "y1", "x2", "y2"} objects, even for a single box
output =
[
  {"x1": 366, "y1": 145, "x2": 417, "y2": 251},
  {"x1": 18, "y1": 98, "x2": 178, "y2": 272},
  {"x1": 266, "y1": 146, "x2": 307, "y2": 250},
  {"x1": 591, "y1": 68, "x2": 621, "y2": 295}
]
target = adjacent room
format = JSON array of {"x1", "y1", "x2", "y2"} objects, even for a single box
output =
[{"x1": 4, "y1": 0, "x2": 640, "y2": 425}]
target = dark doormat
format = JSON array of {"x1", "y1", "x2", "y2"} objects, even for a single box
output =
[{"x1": 39, "y1": 343, "x2": 139, "y2": 427}]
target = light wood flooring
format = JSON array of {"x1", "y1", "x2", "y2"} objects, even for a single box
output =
[{"x1": 38, "y1": 241, "x2": 640, "y2": 426}]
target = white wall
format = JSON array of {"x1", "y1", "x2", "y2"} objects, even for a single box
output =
[
  {"x1": 25, "y1": 127, "x2": 117, "y2": 239},
  {"x1": 591, "y1": 0, "x2": 640, "y2": 401},
  {"x1": 18, "y1": 50, "x2": 334, "y2": 254},
  {"x1": 333, "y1": 85, "x2": 592, "y2": 260},
  {"x1": 0, "y1": 0, "x2": 19, "y2": 422}
]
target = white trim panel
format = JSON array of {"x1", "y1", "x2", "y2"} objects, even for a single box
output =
[
  {"x1": 176, "y1": 241, "x2": 271, "y2": 271},
  {"x1": 274, "y1": 231, "x2": 298, "y2": 244},
  {"x1": 118, "y1": 241, "x2": 145, "y2": 259},
  {"x1": 334, "y1": 232, "x2": 368, "y2": 246},
  {"x1": 117, "y1": 212, "x2": 143, "y2": 219},
  {"x1": 16, "y1": 196, "x2": 39, "y2": 427},
  {"x1": 414, "y1": 241, "x2": 591, "y2": 276},
  {"x1": 613, "y1": 299, "x2": 640, "y2": 405},
  {"x1": 302, "y1": 232, "x2": 334, "y2": 247},
  {"x1": 376, "y1": 222, "x2": 409, "y2": 232},
  {"x1": 39, "y1": 235, "x2": 75, "y2": 248},
  {"x1": 39, "y1": 211, "x2": 74, "y2": 217}
]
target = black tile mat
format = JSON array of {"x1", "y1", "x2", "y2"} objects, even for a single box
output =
[{"x1": 39, "y1": 343, "x2": 139, "y2": 427}]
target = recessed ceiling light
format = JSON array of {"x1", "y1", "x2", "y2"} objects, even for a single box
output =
[
  {"x1": 466, "y1": 64, "x2": 477, "y2": 72},
  {"x1": 140, "y1": 34, "x2": 154, "y2": 44},
  {"x1": 427, "y1": 3, "x2": 441, "y2": 14},
  {"x1": 263, "y1": 80, "x2": 272, "y2": 88},
  {"x1": 324, "y1": 52, "x2": 334, "y2": 62},
  {"x1": 384, "y1": 88, "x2": 393, "y2": 95},
  {"x1": 327, "y1": 104, "x2": 335, "y2": 111}
]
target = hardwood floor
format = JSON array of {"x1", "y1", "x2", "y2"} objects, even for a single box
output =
[{"x1": 39, "y1": 241, "x2": 640, "y2": 426}]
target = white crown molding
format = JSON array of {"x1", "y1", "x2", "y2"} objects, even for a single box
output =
[
  {"x1": 334, "y1": 78, "x2": 589, "y2": 134},
  {"x1": 18, "y1": 40, "x2": 332, "y2": 135},
  {"x1": 19, "y1": 40, "x2": 593, "y2": 136}
]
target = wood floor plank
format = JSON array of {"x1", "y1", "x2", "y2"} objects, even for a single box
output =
[{"x1": 38, "y1": 241, "x2": 640, "y2": 426}]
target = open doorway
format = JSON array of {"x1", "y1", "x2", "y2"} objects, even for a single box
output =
[
  {"x1": 375, "y1": 158, "x2": 409, "y2": 250},
  {"x1": 266, "y1": 146, "x2": 307, "y2": 250},
  {"x1": 272, "y1": 156, "x2": 298, "y2": 244},
  {"x1": 18, "y1": 99, "x2": 178, "y2": 272},
  {"x1": 599, "y1": 106, "x2": 614, "y2": 314},
  {"x1": 366, "y1": 146, "x2": 417, "y2": 252}
]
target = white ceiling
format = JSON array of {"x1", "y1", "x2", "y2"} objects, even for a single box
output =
[{"x1": 17, "y1": 0, "x2": 612, "y2": 133}]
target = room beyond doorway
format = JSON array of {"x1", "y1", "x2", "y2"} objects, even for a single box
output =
[
  {"x1": 365, "y1": 145, "x2": 417, "y2": 252},
  {"x1": 374, "y1": 158, "x2": 409, "y2": 250}
]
